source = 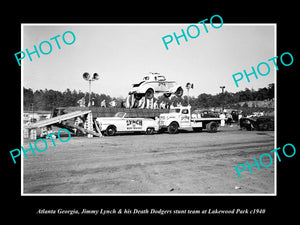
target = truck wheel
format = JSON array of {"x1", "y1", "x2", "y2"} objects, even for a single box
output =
[
  {"x1": 206, "y1": 121, "x2": 218, "y2": 133},
  {"x1": 145, "y1": 127, "x2": 154, "y2": 135},
  {"x1": 168, "y1": 122, "x2": 179, "y2": 134},
  {"x1": 145, "y1": 88, "x2": 154, "y2": 99},
  {"x1": 175, "y1": 87, "x2": 183, "y2": 98},
  {"x1": 105, "y1": 125, "x2": 116, "y2": 136}
]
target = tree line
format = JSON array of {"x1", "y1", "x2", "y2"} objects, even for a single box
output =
[{"x1": 24, "y1": 83, "x2": 274, "y2": 111}]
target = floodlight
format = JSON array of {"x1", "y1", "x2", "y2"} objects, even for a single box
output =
[
  {"x1": 83, "y1": 72, "x2": 90, "y2": 81},
  {"x1": 93, "y1": 73, "x2": 99, "y2": 80}
]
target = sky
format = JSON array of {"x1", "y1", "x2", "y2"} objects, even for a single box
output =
[{"x1": 22, "y1": 23, "x2": 275, "y2": 98}]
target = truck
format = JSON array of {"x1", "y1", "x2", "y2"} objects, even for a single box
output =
[
  {"x1": 96, "y1": 112, "x2": 159, "y2": 136},
  {"x1": 158, "y1": 106, "x2": 224, "y2": 134}
]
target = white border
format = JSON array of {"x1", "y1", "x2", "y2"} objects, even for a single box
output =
[{"x1": 21, "y1": 23, "x2": 277, "y2": 196}]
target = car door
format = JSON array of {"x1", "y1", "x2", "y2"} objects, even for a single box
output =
[
  {"x1": 125, "y1": 119, "x2": 133, "y2": 131},
  {"x1": 125, "y1": 118, "x2": 143, "y2": 131},
  {"x1": 180, "y1": 109, "x2": 191, "y2": 127},
  {"x1": 114, "y1": 118, "x2": 126, "y2": 132},
  {"x1": 157, "y1": 76, "x2": 167, "y2": 92}
]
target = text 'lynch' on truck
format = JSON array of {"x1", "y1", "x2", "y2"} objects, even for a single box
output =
[{"x1": 159, "y1": 106, "x2": 224, "y2": 134}]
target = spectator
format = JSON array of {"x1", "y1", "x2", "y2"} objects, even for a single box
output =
[
  {"x1": 220, "y1": 113, "x2": 226, "y2": 126},
  {"x1": 226, "y1": 113, "x2": 233, "y2": 126}
]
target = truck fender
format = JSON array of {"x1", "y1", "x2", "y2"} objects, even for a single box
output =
[{"x1": 164, "y1": 119, "x2": 179, "y2": 127}]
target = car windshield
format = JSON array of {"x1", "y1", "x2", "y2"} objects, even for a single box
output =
[
  {"x1": 170, "y1": 108, "x2": 181, "y2": 113},
  {"x1": 157, "y1": 76, "x2": 166, "y2": 81},
  {"x1": 114, "y1": 112, "x2": 126, "y2": 118}
]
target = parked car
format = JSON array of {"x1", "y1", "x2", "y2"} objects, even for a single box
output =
[
  {"x1": 239, "y1": 116, "x2": 274, "y2": 131},
  {"x1": 129, "y1": 73, "x2": 183, "y2": 100},
  {"x1": 96, "y1": 112, "x2": 159, "y2": 136}
]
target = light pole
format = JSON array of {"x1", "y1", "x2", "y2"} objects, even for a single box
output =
[
  {"x1": 220, "y1": 86, "x2": 225, "y2": 94},
  {"x1": 83, "y1": 72, "x2": 99, "y2": 107},
  {"x1": 185, "y1": 82, "x2": 194, "y2": 106},
  {"x1": 220, "y1": 86, "x2": 225, "y2": 111}
]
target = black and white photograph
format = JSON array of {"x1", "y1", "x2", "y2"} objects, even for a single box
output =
[
  {"x1": 20, "y1": 23, "x2": 277, "y2": 195},
  {"x1": 4, "y1": 5, "x2": 298, "y2": 220}
]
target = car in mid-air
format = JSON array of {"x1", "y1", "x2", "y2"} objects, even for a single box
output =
[{"x1": 129, "y1": 73, "x2": 183, "y2": 100}]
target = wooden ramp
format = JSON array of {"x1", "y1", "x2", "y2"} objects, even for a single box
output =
[
  {"x1": 25, "y1": 110, "x2": 91, "y2": 129},
  {"x1": 61, "y1": 122, "x2": 101, "y2": 137},
  {"x1": 53, "y1": 107, "x2": 170, "y2": 119}
]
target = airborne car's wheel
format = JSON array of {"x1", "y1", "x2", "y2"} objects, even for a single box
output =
[
  {"x1": 105, "y1": 125, "x2": 116, "y2": 136},
  {"x1": 145, "y1": 88, "x2": 154, "y2": 99},
  {"x1": 164, "y1": 93, "x2": 171, "y2": 98},
  {"x1": 168, "y1": 122, "x2": 179, "y2": 134},
  {"x1": 134, "y1": 93, "x2": 143, "y2": 100}
]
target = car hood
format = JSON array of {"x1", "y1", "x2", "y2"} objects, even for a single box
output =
[
  {"x1": 97, "y1": 117, "x2": 156, "y2": 121},
  {"x1": 160, "y1": 113, "x2": 178, "y2": 118},
  {"x1": 132, "y1": 81, "x2": 145, "y2": 87},
  {"x1": 96, "y1": 117, "x2": 123, "y2": 121}
]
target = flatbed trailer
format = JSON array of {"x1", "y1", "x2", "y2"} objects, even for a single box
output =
[{"x1": 159, "y1": 106, "x2": 224, "y2": 134}]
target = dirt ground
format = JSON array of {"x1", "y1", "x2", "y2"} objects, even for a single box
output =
[{"x1": 23, "y1": 125, "x2": 275, "y2": 195}]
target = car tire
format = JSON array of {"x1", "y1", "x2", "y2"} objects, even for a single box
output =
[
  {"x1": 105, "y1": 125, "x2": 116, "y2": 136},
  {"x1": 164, "y1": 93, "x2": 172, "y2": 98},
  {"x1": 134, "y1": 93, "x2": 143, "y2": 100},
  {"x1": 145, "y1": 127, "x2": 154, "y2": 135},
  {"x1": 168, "y1": 122, "x2": 179, "y2": 134},
  {"x1": 175, "y1": 87, "x2": 183, "y2": 98},
  {"x1": 206, "y1": 121, "x2": 218, "y2": 133},
  {"x1": 145, "y1": 88, "x2": 154, "y2": 99}
]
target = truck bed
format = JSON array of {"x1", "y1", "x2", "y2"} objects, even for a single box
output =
[{"x1": 191, "y1": 117, "x2": 223, "y2": 123}]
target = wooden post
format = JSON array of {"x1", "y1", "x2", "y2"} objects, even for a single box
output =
[
  {"x1": 94, "y1": 119, "x2": 102, "y2": 137},
  {"x1": 30, "y1": 129, "x2": 37, "y2": 140},
  {"x1": 24, "y1": 128, "x2": 29, "y2": 139},
  {"x1": 85, "y1": 112, "x2": 93, "y2": 138}
]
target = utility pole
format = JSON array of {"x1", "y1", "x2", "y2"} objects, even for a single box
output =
[
  {"x1": 220, "y1": 86, "x2": 226, "y2": 111},
  {"x1": 186, "y1": 83, "x2": 194, "y2": 106},
  {"x1": 82, "y1": 72, "x2": 100, "y2": 138},
  {"x1": 83, "y1": 72, "x2": 100, "y2": 107},
  {"x1": 220, "y1": 86, "x2": 225, "y2": 94}
]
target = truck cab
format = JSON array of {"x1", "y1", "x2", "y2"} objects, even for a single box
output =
[{"x1": 159, "y1": 106, "x2": 223, "y2": 134}]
